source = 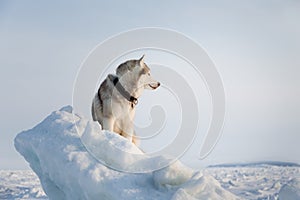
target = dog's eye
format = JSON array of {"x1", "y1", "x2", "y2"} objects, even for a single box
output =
[{"x1": 148, "y1": 72, "x2": 150, "y2": 76}]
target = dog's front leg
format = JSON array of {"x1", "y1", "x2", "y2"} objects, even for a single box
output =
[{"x1": 102, "y1": 117, "x2": 114, "y2": 132}]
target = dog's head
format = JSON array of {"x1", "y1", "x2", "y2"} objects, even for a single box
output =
[{"x1": 116, "y1": 55, "x2": 160, "y2": 90}]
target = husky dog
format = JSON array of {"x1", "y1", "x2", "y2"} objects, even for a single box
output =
[{"x1": 91, "y1": 55, "x2": 160, "y2": 145}]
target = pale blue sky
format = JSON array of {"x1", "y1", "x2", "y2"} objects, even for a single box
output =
[{"x1": 0, "y1": 1, "x2": 299, "y2": 169}]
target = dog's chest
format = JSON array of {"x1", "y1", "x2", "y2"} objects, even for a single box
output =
[
  {"x1": 127, "y1": 104, "x2": 136, "y2": 119},
  {"x1": 115, "y1": 101, "x2": 136, "y2": 119}
]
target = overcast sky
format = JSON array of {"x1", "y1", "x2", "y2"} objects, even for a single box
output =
[{"x1": 0, "y1": 1, "x2": 299, "y2": 169}]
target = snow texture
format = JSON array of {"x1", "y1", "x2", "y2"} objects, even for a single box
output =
[
  {"x1": 206, "y1": 165, "x2": 300, "y2": 200},
  {"x1": 278, "y1": 177, "x2": 300, "y2": 200},
  {"x1": 14, "y1": 106, "x2": 240, "y2": 200},
  {"x1": 2, "y1": 166, "x2": 300, "y2": 200},
  {"x1": 0, "y1": 170, "x2": 47, "y2": 199}
]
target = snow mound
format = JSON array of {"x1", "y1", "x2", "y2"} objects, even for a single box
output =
[
  {"x1": 81, "y1": 121, "x2": 174, "y2": 173},
  {"x1": 278, "y1": 177, "x2": 300, "y2": 200},
  {"x1": 171, "y1": 172, "x2": 240, "y2": 200},
  {"x1": 14, "y1": 106, "x2": 239, "y2": 200}
]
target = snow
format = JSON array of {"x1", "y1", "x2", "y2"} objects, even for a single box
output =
[
  {"x1": 2, "y1": 167, "x2": 300, "y2": 199},
  {"x1": 171, "y1": 172, "x2": 239, "y2": 200},
  {"x1": 206, "y1": 165, "x2": 300, "y2": 200},
  {"x1": 81, "y1": 121, "x2": 174, "y2": 173},
  {"x1": 278, "y1": 177, "x2": 300, "y2": 200},
  {"x1": 0, "y1": 170, "x2": 47, "y2": 199},
  {"x1": 14, "y1": 106, "x2": 240, "y2": 200},
  {"x1": 153, "y1": 160, "x2": 194, "y2": 188}
]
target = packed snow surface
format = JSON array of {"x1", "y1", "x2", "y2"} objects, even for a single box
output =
[{"x1": 12, "y1": 106, "x2": 299, "y2": 200}]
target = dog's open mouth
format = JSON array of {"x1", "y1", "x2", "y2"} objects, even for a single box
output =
[
  {"x1": 149, "y1": 83, "x2": 159, "y2": 89},
  {"x1": 149, "y1": 84, "x2": 157, "y2": 89}
]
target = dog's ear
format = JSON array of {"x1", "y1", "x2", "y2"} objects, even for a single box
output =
[{"x1": 139, "y1": 54, "x2": 145, "y2": 66}]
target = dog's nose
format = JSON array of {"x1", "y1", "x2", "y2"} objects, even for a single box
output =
[{"x1": 157, "y1": 82, "x2": 161, "y2": 87}]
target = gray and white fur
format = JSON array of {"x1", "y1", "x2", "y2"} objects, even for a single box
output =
[{"x1": 91, "y1": 55, "x2": 160, "y2": 145}]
